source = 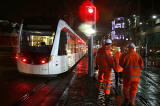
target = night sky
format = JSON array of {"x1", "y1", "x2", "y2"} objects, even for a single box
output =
[
  {"x1": 0, "y1": 0, "x2": 159, "y2": 20},
  {"x1": 0, "y1": 0, "x2": 159, "y2": 35}
]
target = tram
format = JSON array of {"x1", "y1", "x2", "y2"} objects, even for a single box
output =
[{"x1": 16, "y1": 19, "x2": 87, "y2": 75}]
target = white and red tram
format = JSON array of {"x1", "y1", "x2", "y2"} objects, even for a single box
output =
[{"x1": 16, "y1": 19, "x2": 87, "y2": 75}]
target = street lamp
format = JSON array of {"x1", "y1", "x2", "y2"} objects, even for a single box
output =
[
  {"x1": 139, "y1": 22, "x2": 142, "y2": 25},
  {"x1": 85, "y1": 28, "x2": 96, "y2": 35},
  {"x1": 78, "y1": 23, "x2": 96, "y2": 36},
  {"x1": 133, "y1": 14, "x2": 136, "y2": 17},
  {"x1": 152, "y1": 15, "x2": 157, "y2": 19}
]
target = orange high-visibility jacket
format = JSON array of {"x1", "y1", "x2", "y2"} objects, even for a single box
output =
[
  {"x1": 121, "y1": 48, "x2": 144, "y2": 82},
  {"x1": 95, "y1": 45, "x2": 116, "y2": 72},
  {"x1": 119, "y1": 51, "x2": 128, "y2": 66},
  {"x1": 113, "y1": 51, "x2": 122, "y2": 64},
  {"x1": 113, "y1": 51, "x2": 123, "y2": 72}
]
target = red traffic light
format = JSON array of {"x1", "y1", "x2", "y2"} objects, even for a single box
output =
[
  {"x1": 88, "y1": 8, "x2": 94, "y2": 13},
  {"x1": 79, "y1": 0, "x2": 98, "y2": 23}
]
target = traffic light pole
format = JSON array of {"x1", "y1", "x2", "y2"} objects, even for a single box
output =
[
  {"x1": 88, "y1": 0, "x2": 96, "y2": 78},
  {"x1": 88, "y1": 36, "x2": 94, "y2": 77}
]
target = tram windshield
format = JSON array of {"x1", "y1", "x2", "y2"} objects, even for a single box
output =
[{"x1": 20, "y1": 31, "x2": 55, "y2": 57}]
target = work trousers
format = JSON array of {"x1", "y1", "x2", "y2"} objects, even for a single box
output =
[
  {"x1": 115, "y1": 72, "x2": 122, "y2": 85},
  {"x1": 96, "y1": 69, "x2": 104, "y2": 89},
  {"x1": 103, "y1": 69, "x2": 112, "y2": 95},
  {"x1": 123, "y1": 77, "x2": 139, "y2": 105},
  {"x1": 96, "y1": 69, "x2": 112, "y2": 95}
]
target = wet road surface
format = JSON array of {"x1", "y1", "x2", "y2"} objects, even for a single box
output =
[{"x1": 0, "y1": 53, "x2": 160, "y2": 106}]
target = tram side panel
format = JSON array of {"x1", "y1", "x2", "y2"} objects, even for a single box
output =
[
  {"x1": 48, "y1": 27, "x2": 86, "y2": 74},
  {"x1": 49, "y1": 27, "x2": 73, "y2": 74},
  {"x1": 48, "y1": 56, "x2": 68, "y2": 74},
  {"x1": 49, "y1": 24, "x2": 63, "y2": 75}
]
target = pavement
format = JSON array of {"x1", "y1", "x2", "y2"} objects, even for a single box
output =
[
  {"x1": 58, "y1": 56, "x2": 160, "y2": 106},
  {"x1": 58, "y1": 56, "x2": 123, "y2": 106}
]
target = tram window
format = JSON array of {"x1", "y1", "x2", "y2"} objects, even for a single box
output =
[
  {"x1": 70, "y1": 36, "x2": 76, "y2": 53},
  {"x1": 74, "y1": 43, "x2": 77, "y2": 53},
  {"x1": 21, "y1": 32, "x2": 54, "y2": 54},
  {"x1": 58, "y1": 31, "x2": 67, "y2": 55},
  {"x1": 66, "y1": 33, "x2": 77, "y2": 54},
  {"x1": 72, "y1": 43, "x2": 75, "y2": 53}
]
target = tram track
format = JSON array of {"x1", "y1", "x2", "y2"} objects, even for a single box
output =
[
  {"x1": 137, "y1": 94, "x2": 150, "y2": 106},
  {"x1": 9, "y1": 57, "x2": 83, "y2": 106},
  {"x1": 12, "y1": 81, "x2": 48, "y2": 106},
  {"x1": 11, "y1": 69, "x2": 77, "y2": 106},
  {"x1": 137, "y1": 67, "x2": 160, "y2": 106},
  {"x1": 56, "y1": 69, "x2": 77, "y2": 106}
]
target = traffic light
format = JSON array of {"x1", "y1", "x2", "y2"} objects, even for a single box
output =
[
  {"x1": 88, "y1": 7, "x2": 94, "y2": 14},
  {"x1": 79, "y1": 0, "x2": 98, "y2": 23}
]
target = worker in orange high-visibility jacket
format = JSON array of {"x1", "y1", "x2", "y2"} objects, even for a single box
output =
[
  {"x1": 113, "y1": 48, "x2": 122, "y2": 86},
  {"x1": 120, "y1": 43, "x2": 144, "y2": 106},
  {"x1": 95, "y1": 39, "x2": 117, "y2": 101}
]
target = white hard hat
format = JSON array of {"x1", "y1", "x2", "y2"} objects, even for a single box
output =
[
  {"x1": 105, "y1": 39, "x2": 112, "y2": 44},
  {"x1": 128, "y1": 43, "x2": 136, "y2": 48},
  {"x1": 117, "y1": 48, "x2": 121, "y2": 52}
]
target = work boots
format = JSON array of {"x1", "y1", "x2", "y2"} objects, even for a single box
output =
[
  {"x1": 115, "y1": 81, "x2": 118, "y2": 87},
  {"x1": 129, "y1": 103, "x2": 135, "y2": 106},
  {"x1": 122, "y1": 98, "x2": 129, "y2": 106},
  {"x1": 105, "y1": 94, "x2": 111, "y2": 103},
  {"x1": 119, "y1": 79, "x2": 123, "y2": 84}
]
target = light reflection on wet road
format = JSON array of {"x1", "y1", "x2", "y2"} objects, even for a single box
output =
[
  {"x1": 137, "y1": 67, "x2": 160, "y2": 106},
  {"x1": 95, "y1": 67, "x2": 160, "y2": 106}
]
